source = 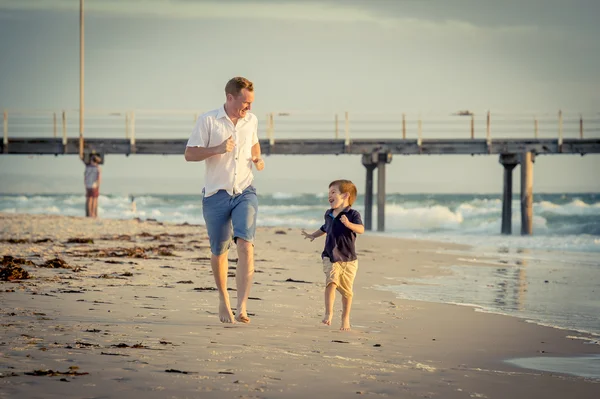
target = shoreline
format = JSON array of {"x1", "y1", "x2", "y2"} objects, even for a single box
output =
[{"x1": 2, "y1": 213, "x2": 600, "y2": 398}]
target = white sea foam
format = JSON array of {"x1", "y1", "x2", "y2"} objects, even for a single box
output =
[
  {"x1": 271, "y1": 192, "x2": 295, "y2": 200},
  {"x1": 2, "y1": 193, "x2": 598, "y2": 252}
]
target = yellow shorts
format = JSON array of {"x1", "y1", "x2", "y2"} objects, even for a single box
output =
[{"x1": 322, "y1": 257, "x2": 358, "y2": 299}]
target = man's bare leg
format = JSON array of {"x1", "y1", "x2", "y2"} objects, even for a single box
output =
[
  {"x1": 340, "y1": 295, "x2": 352, "y2": 331},
  {"x1": 211, "y1": 251, "x2": 235, "y2": 323},
  {"x1": 234, "y1": 239, "x2": 254, "y2": 323},
  {"x1": 322, "y1": 283, "x2": 336, "y2": 325}
]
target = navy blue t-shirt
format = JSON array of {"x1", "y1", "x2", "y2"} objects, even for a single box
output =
[{"x1": 320, "y1": 207, "x2": 363, "y2": 263}]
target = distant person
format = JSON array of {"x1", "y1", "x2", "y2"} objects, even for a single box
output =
[
  {"x1": 184, "y1": 76, "x2": 265, "y2": 324},
  {"x1": 130, "y1": 195, "x2": 137, "y2": 213},
  {"x1": 84, "y1": 154, "x2": 101, "y2": 218},
  {"x1": 302, "y1": 179, "x2": 364, "y2": 331}
]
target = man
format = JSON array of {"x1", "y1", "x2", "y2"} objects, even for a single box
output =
[
  {"x1": 185, "y1": 76, "x2": 265, "y2": 324},
  {"x1": 84, "y1": 154, "x2": 101, "y2": 218}
]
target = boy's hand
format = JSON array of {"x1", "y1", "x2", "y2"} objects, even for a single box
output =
[
  {"x1": 301, "y1": 230, "x2": 315, "y2": 242},
  {"x1": 340, "y1": 215, "x2": 350, "y2": 227},
  {"x1": 252, "y1": 156, "x2": 265, "y2": 171}
]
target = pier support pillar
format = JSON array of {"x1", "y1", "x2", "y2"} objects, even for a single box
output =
[
  {"x1": 361, "y1": 154, "x2": 377, "y2": 231},
  {"x1": 499, "y1": 154, "x2": 519, "y2": 235},
  {"x1": 520, "y1": 152, "x2": 535, "y2": 236},
  {"x1": 377, "y1": 153, "x2": 392, "y2": 232}
]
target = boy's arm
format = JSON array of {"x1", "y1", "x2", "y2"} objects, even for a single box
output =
[
  {"x1": 301, "y1": 229, "x2": 326, "y2": 242},
  {"x1": 340, "y1": 215, "x2": 365, "y2": 234}
]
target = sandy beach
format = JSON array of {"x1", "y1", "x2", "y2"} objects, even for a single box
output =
[{"x1": 1, "y1": 212, "x2": 599, "y2": 399}]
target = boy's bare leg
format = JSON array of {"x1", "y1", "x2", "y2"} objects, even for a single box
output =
[
  {"x1": 235, "y1": 239, "x2": 254, "y2": 323},
  {"x1": 340, "y1": 295, "x2": 352, "y2": 331},
  {"x1": 211, "y1": 252, "x2": 235, "y2": 323},
  {"x1": 323, "y1": 283, "x2": 336, "y2": 325}
]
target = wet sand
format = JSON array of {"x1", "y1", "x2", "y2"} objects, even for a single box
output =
[{"x1": 1, "y1": 213, "x2": 599, "y2": 398}]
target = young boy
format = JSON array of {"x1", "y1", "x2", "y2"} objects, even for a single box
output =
[{"x1": 302, "y1": 179, "x2": 364, "y2": 331}]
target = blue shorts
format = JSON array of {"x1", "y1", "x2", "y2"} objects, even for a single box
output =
[{"x1": 202, "y1": 185, "x2": 258, "y2": 255}]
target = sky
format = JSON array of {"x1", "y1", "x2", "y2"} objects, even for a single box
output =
[{"x1": 0, "y1": 0, "x2": 599, "y2": 195}]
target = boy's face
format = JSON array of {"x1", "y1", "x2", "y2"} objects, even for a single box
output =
[{"x1": 328, "y1": 185, "x2": 349, "y2": 209}]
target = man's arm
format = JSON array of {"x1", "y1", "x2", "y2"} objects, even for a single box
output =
[
  {"x1": 185, "y1": 135, "x2": 233, "y2": 162},
  {"x1": 96, "y1": 166, "x2": 101, "y2": 189},
  {"x1": 185, "y1": 144, "x2": 221, "y2": 162},
  {"x1": 251, "y1": 142, "x2": 265, "y2": 171}
]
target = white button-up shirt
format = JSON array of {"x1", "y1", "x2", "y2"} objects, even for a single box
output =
[{"x1": 186, "y1": 105, "x2": 259, "y2": 197}]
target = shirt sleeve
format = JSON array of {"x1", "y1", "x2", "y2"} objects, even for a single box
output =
[
  {"x1": 319, "y1": 210, "x2": 328, "y2": 232},
  {"x1": 186, "y1": 115, "x2": 210, "y2": 148},
  {"x1": 350, "y1": 210, "x2": 363, "y2": 226}
]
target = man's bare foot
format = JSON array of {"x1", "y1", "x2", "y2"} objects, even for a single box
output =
[
  {"x1": 235, "y1": 313, "x2": 251, "y2": 324},
  {"x1": 322, "y1": 313, "x2": 332, "y2": 325},
  {"x1": 219, "y1": 301, "x2": 235, "y2": 323}
]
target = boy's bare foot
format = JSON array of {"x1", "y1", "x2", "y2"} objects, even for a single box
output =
[
  {"x1": 340, "y1": 318, "x2": 351, "y2": 331},
  {"x1": 235, "y1": 313, "x2": 251, "y2": 323},
  {"x1": 322, "y1": 313, "x2": 332, "y2": 325},
  {"x1": 219, "y1": 301, "x2": 235, "y2": 323}
]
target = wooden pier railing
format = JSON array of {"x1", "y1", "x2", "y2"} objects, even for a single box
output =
[{"x1": 2, "y1": 108, "x2": 600, "y2": 235}]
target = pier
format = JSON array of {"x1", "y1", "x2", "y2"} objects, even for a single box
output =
[{"x1": 2, "y1": 109, "x2": 600, "y2": 234}]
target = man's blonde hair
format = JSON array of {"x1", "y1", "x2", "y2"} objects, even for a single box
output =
[
  {"x1": 329, "y1": 179, "x2": 358, "y2": 206},
  {"x1": 225, "y1": 77, "x2": 254, "y2": 97}
]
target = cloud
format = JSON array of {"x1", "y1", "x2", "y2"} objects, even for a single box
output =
[
  {"x1": 0, "y1": 0, "x2": 544, "y2": 38},
  {"x1": 0, "y1": 0, "x2": 376, "y2": 22}
]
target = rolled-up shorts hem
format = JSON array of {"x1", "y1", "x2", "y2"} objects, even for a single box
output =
[
  {"x1": 233, "y1": 235, "x2": 255, "y2": 245},
  {"x1": 211, "y1": 241, "x2": 232, "y2": 256}
]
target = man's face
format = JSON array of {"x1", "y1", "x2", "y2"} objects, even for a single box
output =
[{"x1": 227, "y1": 88, "x2": 254, "y2": 119}]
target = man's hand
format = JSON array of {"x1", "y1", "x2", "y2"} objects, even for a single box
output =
[
  {"x1": 252, "y1": 156, "x2": 265, "y2": 171},
  {"x1": 218, "y1": 136, "x2": 235, "y2": 154},
  {"x1": 301, "y1": 230, "x2": 315, "y2": 242}
]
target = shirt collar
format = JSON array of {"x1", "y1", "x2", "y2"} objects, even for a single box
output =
[
  {"x1": 217, "y1": 104, "x2": 228, "y2": 120},
  {"x1": 328, "y1": 206, "x2": 351, "y2": 218}
]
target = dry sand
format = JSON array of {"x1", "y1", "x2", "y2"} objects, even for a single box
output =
[{"x1": 1, "y1": 213, "x2": 599, "y2": 398}]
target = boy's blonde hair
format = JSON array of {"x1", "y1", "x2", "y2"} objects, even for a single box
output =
[{"x1": 329, "y1": 179, "x2": 357, "y2": 206}]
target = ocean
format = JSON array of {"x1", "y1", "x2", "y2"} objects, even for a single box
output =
[
  {"x1": 2, "y1": 192, "x2": 598, "y2": 251},
  {"x1": 2, "y1": 192, "x2": 599, "y2": 343}
]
